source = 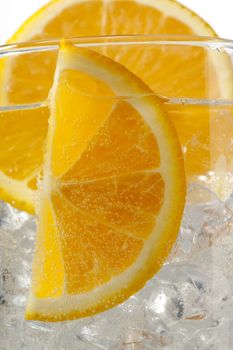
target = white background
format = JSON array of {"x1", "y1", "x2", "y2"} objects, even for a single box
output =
[{"x1": 0, "y1": 0, "x2": 232, "y2": 44}]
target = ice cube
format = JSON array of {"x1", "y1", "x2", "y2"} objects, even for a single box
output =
[
  {"x1": 192, "y1": 236, "x2": 233, "y2": 323},
  {"x1": 146, "y1": 282, "x2": 184, "y2": 325},
  {"x1": 78, "y1": 316, "x2": 122, "y2": 349},
  {"x1": 145, "y1": 315, "x2": 174, "y2": 348},
  {"x1": 0, "y1": 200, "x2": 31, "y2": 230},
  {"x1": 146, "y1": 264, "x2": 210, "y2": 329},
  {"x1": 170, "y1": 184, "x2": 233, "y2": 263},
  {"x1": 183, "y1": 319, "x2": 233, "y2": 350}
]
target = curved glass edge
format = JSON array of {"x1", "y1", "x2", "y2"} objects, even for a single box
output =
[{"x1": 0, "y1": 34, "x2": 233, "y2": 57}]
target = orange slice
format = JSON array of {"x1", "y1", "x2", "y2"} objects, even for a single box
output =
[
  {"x1": 3, "y1": 0, "x2": 225, "y2": 105},
  {"x1": 0, "y1": 107, "x2": 48, "y2": 213},
  {"x1": 0, "y1": 0, "x2": 231, "y2": 213},
  {"x1": 25, "y1": 43, "x2": 185, "y2": 321}
]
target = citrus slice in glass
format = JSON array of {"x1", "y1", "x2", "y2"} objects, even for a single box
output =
[{"x1": 26, "y1": 43, "x2": 186, "y2": 321}]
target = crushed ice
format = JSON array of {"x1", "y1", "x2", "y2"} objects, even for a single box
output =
[{"x1": 1, "y1": 183, "x2": 233, "y2": 349}]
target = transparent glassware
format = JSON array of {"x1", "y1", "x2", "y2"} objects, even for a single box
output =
[{"x1": 0, "y1": 35, "x2": 233, "y2": 349}]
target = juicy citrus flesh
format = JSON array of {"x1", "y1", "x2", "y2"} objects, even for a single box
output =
[
  {"x1": 0, "y1": 106, "x2": 48, "y2": 213},
  {"x1": 1, "y1": 0, "x2": 231, "y2": 213},
  {"x1": 25, "y1": 43, "x2": 185, "y2": 321}
]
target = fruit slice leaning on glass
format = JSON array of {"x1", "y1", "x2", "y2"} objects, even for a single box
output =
[
  {"x1": 1, "y1": 0, "x2": 232, "y2": 213},
  {"x1": 25, "y1": 42, "x2": 186, "y2": 321}
]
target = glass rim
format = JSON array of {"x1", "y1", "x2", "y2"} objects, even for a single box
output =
[
  {"x1": 0, "y1": 34, "x2": 233, "y2": 57},
  {"x1": 1, "y1": 33, "x2": 233, "y2": 111}
]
